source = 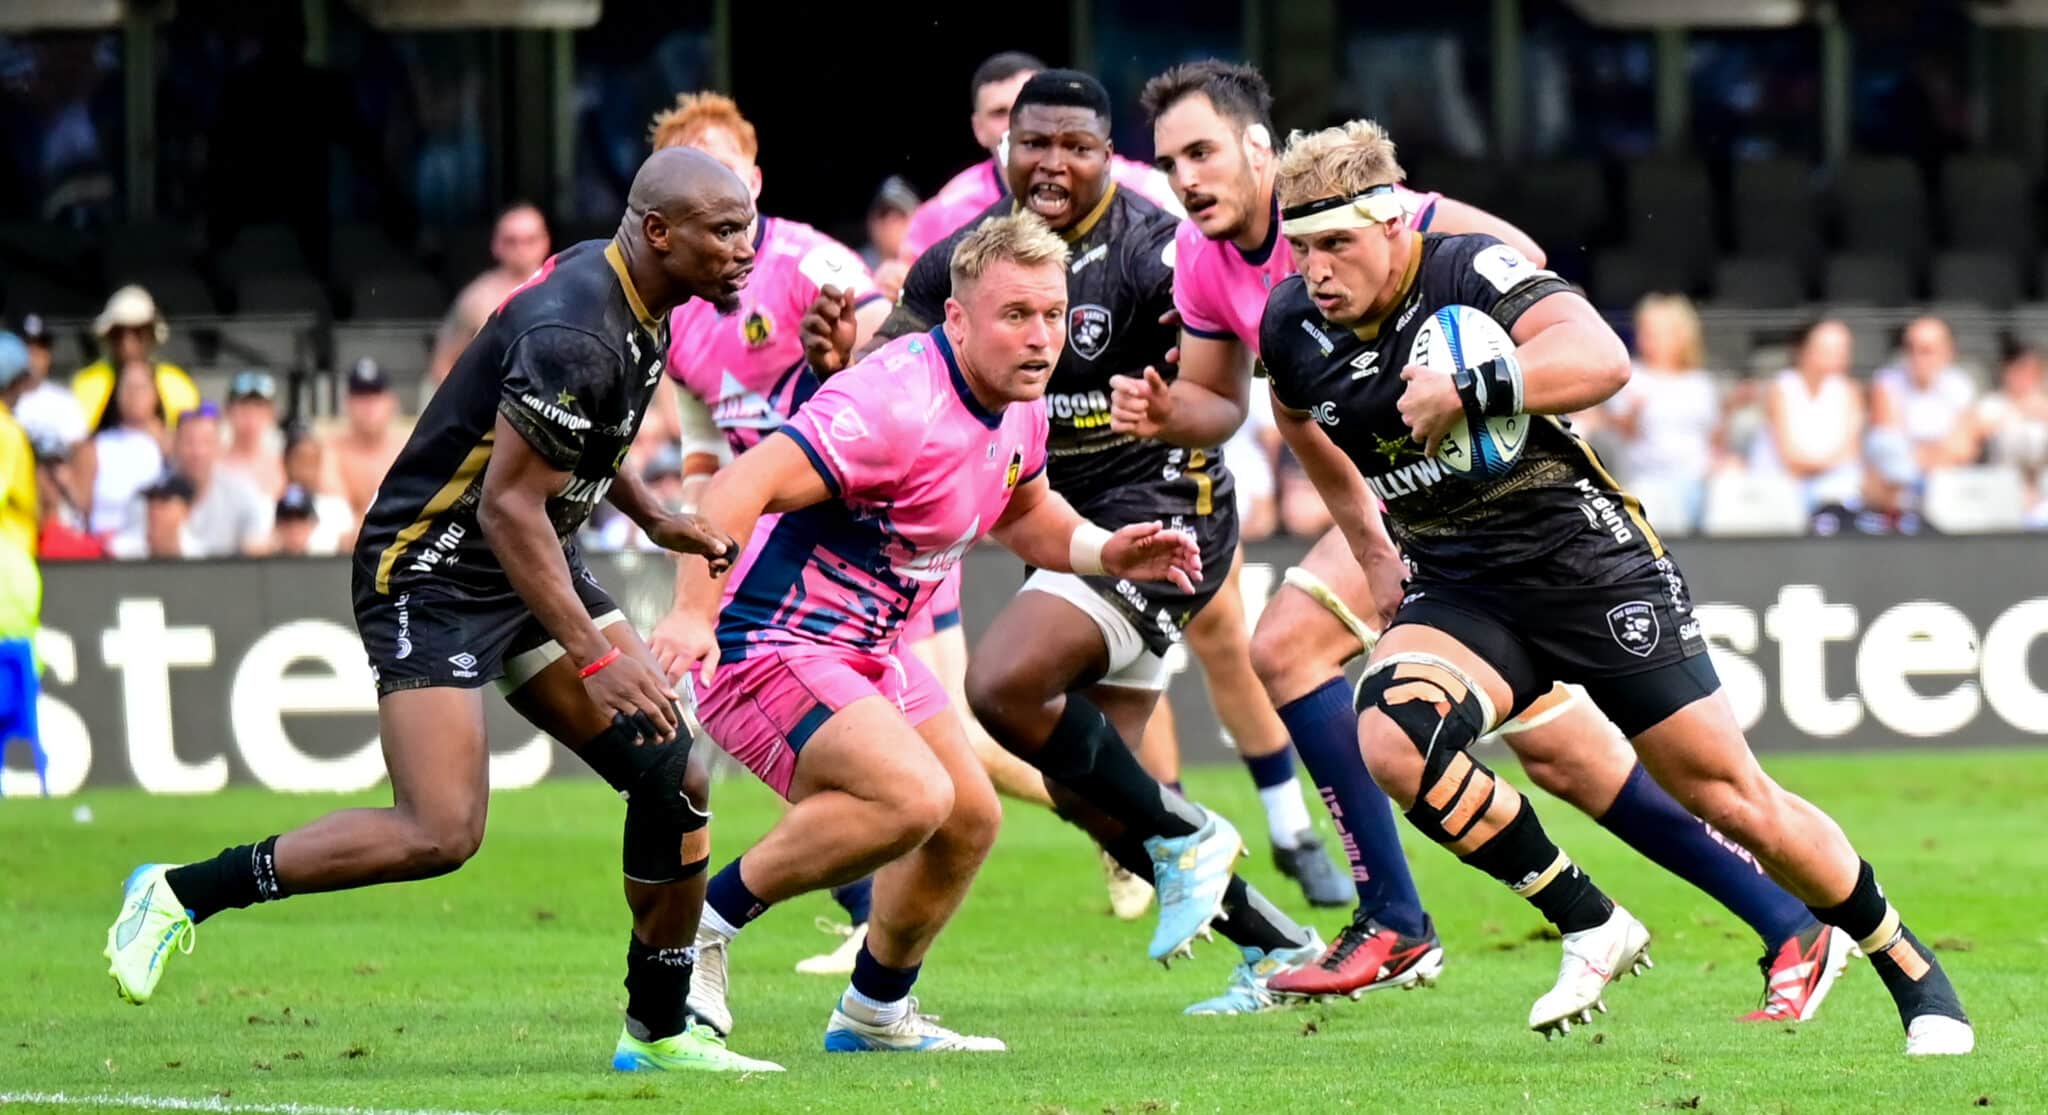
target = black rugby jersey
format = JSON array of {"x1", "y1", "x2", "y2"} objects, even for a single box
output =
[
  {"x1": 894, "y1": 186, "x2": 1231, "y2": 514},
  {"x1": 1259, "y1": 232, "x2": 1662, "y2": 584},
  {"x1": 355, "y1": 239, "x2": 668, "y2": 596}
]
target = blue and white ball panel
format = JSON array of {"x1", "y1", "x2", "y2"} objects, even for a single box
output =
[{"x1": 1408, "y1": 304, "x2": 1527, "y2": 479}]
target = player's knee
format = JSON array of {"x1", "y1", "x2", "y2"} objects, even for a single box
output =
[
  {"x1": 681, "y1": 751, "x2": 712, "y2": 811},
  {"x1": 1355, "y1": 710, "x2": 1424, "y2": 807},
  {"x1": 879, "y1": 765, "x2": 956, "y2": 851},
  {"x1": 935, "y1": 780, "x2": 1003, "y2": 863},
  {"x1": 1685, "y1": 771, "x2": 1781, "y2": 851},
  {"x1": 963, "y1": 658, "x2": 1040, "y2": 744},
  {"x1": 400, "y1": 811, "x2": 485, "y2": 878},
  {"x1": 1246, "y1": 620, "x2": 1297, "y2": 694}
]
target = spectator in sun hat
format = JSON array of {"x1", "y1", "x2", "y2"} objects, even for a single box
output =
[{"x1": 70, "y1": 285, "x2": 202, "y2": 430}]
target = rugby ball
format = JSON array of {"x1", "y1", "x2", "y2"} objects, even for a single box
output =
[{"x1": 1407, "y1": 305, "x2": 1529, "y2": 479}]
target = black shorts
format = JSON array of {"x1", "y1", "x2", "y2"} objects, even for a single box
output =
[
  {"x1": 351, "y1": 557, "x2": 623, "y2": 698},
  {"x1": 1073, "y1": 479, "x2": 1241, "y2": 657},
  {"x1": 1389, "y1": 555, "x2": 1719, "y2": 737}
]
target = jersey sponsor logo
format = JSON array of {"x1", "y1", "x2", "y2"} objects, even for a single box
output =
[
  {"x1": 1374, "y1": 433, "x2": 1422, "y2": 464},
  {"x1": 559, "y1": 475, "x2": 615, "y2": 507},
  {"x1": 448, "y1": 652, "x2": 479, "y2": 679},
  {"x1": 798, "y1": 243, "x2": 858, "y2": 290},
  {"x1": 1309, "y1": 401, "x2": 1341, "y2": 427},
  {"x1": 896, "y1": 518, "x2": 980, "y2": 583},
  {"x1": 393, "y1": 592, "x2": 413, "y2": 659},
  {"x1": 406, "y1": 521, "x2": 469, "y2": 577},
  {"x1": 742, "y1": 309, "x2": 774, "y2": 349},
  {"x1": 1069, "y1": 304, "x2": 1113, "y2": 361},
  {"x1": 1070, "y1": 243, "x2": 1108, "y2": 274},
  {"x1": 1048, "y1": 389, "x2": 1112, "y2": 429},
  {"x1": 1473, "y1": 244, "x2": 1539, "y2": 294},
  {"x1": 1366, "y1": 455, "x2": 1448, "y2": 500},
  {"x1": 1395, "y1": 297, "x2": 1422, "y2": 332},
  {"x1": 827, "y1": 404, "x2": 871, "y2": 444},
  {"x1": 1574, "y1": 478, "x2": 1636, "y2": 544},
  {"x1": 1299, "y1": 317, "x2": 1335, "y2": 355},
  {"x1": 1349, "y1": 351, "x2": 1380, "y2": 379},
  {"x1": 1606, "y1": 600, "x2": 1661, "y2": 657},
  {"x1": 521, "y1": 392, "x2": 592, "y2": 432}
]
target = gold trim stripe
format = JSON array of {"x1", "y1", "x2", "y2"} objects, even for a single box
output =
[
  {"x1": 374, "y1": 433, "x2": 495, "y2": 594},
  {"x1": 604, "y1": 240, "x2": 660, "y2": 333},
  {"x1": 1548, "y1": 415, "x2": 1664, "y2": 558}
]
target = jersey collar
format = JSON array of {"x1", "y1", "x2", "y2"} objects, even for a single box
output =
[
  {"x1": 933, "y1": 326, "x2": 1003, "y2": 429},
  {"x1": 1236, "y1": 195, "x2": 1281, "y2": 267},
  {"x1": 603, "y1": 240, "x2": 662, "y2": 337},
  {"x1": 1350, "y1": 232, "x2": 1424, "y2": 341},
  {"x1": 1012, "y1": 181, "x2": 1120, "y2": 244}
]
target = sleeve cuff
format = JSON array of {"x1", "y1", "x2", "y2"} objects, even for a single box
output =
[
  {"x1": 774, "y1": 425, "x2": 842, "y2": 498},
  {"x1": 1181, "y1": 322, "x2": 1236, "y2": 341},
  {"x1": 1020, "y1": 459, "x2": 1046, "y2": 485}
]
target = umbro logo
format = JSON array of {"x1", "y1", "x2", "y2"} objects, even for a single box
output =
[
  {"x1": 1350, "y1": 351, "x2": 1380, "y2": 379},
  {"x1": 449, "y1": 652, "x2": 479, "y2": 679}
]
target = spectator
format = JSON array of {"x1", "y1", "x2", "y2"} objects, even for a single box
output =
[
  {"x1": 1750, "y1": 319, "x2": 1866, "y2": 514},
  {"x1": 595, "y1": 445, "x2": 686, "y2": 552},
  {"x1": 170, "y1": 403, "x2": 274, "y2": 556},
  {"x1": 9, "y1": 314, "x2": 88, "y2": 465},
  {"x1": 427, "y1": 202, "x2": 552, "y2": 387},
  {"x1": 862, "y1": 176, "x2": 920, "y2": 302},
  {"x1": 85, "y1": 359, "x2": 169, "y2": 539},
  {"x1": 70, "y1": 285, "x2": 201, "y2": 431},
  {"x1": 220, "y1": 369, "x2": 286, "y2": 499},
  {"x1": 0, "y1": 347, "x2": 37, "y2": 784},
  {"x1": 1974, "y1": 344, "x2": 2048, "y2": 523},
  {"x1": 1603, "y1": 294, "x2": 1721, "y2": 532},
  {"x1": 269, "y1": 484, "x2": 330, "y2": 556},
  {"x1": 332, "y1": 359, "x2": 405, "y2": 517},
  {"x1": 283, "y1": 422, "x2": 358, "y2": 552},
  {"x1": 108, "y1": 473, "x2": 202, "y2": 560},
  {"x1": 30, "y1": 431, "x2": 102, "y2": 561},
  {"x1": 1223, "y1": 386, "x2": 1281, "y2": 542},
  {"x1": 1867, "y1": 316, "x2": 1981, "y2": 512}
]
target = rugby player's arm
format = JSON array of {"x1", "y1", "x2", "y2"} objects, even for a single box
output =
[
  {"x1": 478, "y1": 414, "x2": 616, "y2": 668},
  {"x1": 673, "y1": 383, "x2": 725, "y2": 511},
  {"x1": 1505, "y1": 291, "x2": 1633, "y2": 415},
  {"x1": 671, "y1": 430, "x2": 833, "y2": 624},
  {"x1": 1270, "y1": 393, "x2": 1407, "y2": 619},
  {"x1": 1147, "y1": 331, "x2": 1255, "y2": 447},
  {"x1": 988, "y1": 471, "x2": 1200, "y2": 590},
  {"x1": 1425, "y1": 198, "x2": 1546, "y2": 268}
]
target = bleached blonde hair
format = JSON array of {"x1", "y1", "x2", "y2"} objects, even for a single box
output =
[
  {"x1": 949, "y1": 212, "x2": 1071, "y2": 293},
  {"x1": 1274, "y1": 120, "x2": 1406, "y2": 210},
  {"x1": 1633, "y1": 293, "x2": 1705, "y2": 370}
]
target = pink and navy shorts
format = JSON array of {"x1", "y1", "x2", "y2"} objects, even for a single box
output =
[
  {"x1": 899, "y1": 565, "x2": 965, "y2": 647},
  {"x1": 691, "y1": 643, "x2": 950, "y2": 799}
]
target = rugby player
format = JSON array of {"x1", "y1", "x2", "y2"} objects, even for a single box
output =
[
  {"x1": 103, "y1": 147, "x2": 784, "y2": 1073},
  {"x1": 1246, "y1": 119, "x2": 1973, "y2": 1053},
  {"x1": 900, "y1": 51, "x2": 1184, "y2": 264},
  {"x1": 849, "y1": 69, "x2": 1331, "y2": 1013},
  {"x1": 641, "y1": 91, "x2": 898, "y2": 985},
  {"x1": 660, "y1": 213, "x2": 1202, "y2": 1052},
  {"x1": 1123, "y1": 61, "x2": 1855, "y2": 1023}
]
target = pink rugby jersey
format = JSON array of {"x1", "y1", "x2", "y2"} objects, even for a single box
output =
[
  {"x1": 666, "y1": 215, "x2": 883, "y2": 455},
  {"x1": 715, "y1": 328, "x2": 1048, "y2": 659},
  {"x1": 1174, "y1": 186, "x2": 1442, "y2": 355},
  {"x1": 902, "y1": 155, "x2": 1185, "y2": 261}
]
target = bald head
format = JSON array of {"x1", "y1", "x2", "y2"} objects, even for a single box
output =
[{"x1": 618, "y1": 146, "x2": 758, "y2": 316}]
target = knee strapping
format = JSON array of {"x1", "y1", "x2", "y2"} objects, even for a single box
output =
[
  {"x1": 1357, "y1": 653, "x2": 1505, "y2": 846},
  {"x1": 583, "y1": 724, "x2": 709, "y2": 884}
]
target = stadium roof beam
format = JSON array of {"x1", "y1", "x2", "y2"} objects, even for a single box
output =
[
  {"x1": 346, "y1": 0, "x2": 600, "y2": 30},
  {"x1": 1562, "y1": 0, "x2": 1807, "y2": 27},
  {"x1": 1971, "y1": 1, "x2": 2048, "y2": 25},
  {"x1": 0, "y1": 0, "x2": 128, "y2": 30}
]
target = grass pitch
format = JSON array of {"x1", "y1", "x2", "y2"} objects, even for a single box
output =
[{"x1": 3, "y1": 749, "x2": 2045, "y2": 1114}]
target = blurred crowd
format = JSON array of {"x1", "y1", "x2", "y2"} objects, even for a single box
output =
[{"x1": 8, "y1": 250, "x2": 2048, "y2": 571}]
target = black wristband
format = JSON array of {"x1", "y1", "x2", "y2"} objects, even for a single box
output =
[{"x1": 1453, "y1": 356, "x2": 1523, "y2": 421}]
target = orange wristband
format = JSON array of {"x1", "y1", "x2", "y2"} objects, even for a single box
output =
[{"x1": 579, "y1": 647, "x2": 622, "y2": 679}]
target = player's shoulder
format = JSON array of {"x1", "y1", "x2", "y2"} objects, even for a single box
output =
[
  {"x1": 834, "y1": 332, "x2": 946, "y2": 419},
  {"x1": 1257, "y1": 276, "x2": 1320, "y2": 366}
]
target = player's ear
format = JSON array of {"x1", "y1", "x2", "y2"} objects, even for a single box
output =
[
  {"x1": 640, "y1": 209, "x2": 672, "y2": 253},
  {"x1": 748, "y1": 166, "x2": 763, "y2": 202},
  {"x1": 943, "y1": 296, "x2": 967, "y2": 335}
]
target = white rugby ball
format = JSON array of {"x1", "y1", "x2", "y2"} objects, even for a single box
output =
[{"x1": 1407, "y1": 305, "x2": 1528, "y2": 479}]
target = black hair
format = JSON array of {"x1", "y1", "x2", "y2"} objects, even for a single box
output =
[
  {"x1": 95, "y1": 360, "x2": 167, "y2": 436},
  {"x1": 1010, "y1": 69, "x2": 1112, "y2": 127},
  {"x1": 970, "y1": 52, "x2": 1046, "y2": 105},
  {"x1": 1139, "y1": 59, "x2": 1274, "y2": 132}
]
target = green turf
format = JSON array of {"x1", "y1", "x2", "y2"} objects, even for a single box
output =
[{"x1": 4, "y1": 749, "x2": 2045, "y2": 1114}]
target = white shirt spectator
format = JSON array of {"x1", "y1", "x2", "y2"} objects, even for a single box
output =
[
  {"x1": 187, "y1": 468, "x2": 276, "y2": 556},
  {"x1": 14, "y1": 380, "x2": 87, "y2": 451},
  {"x1": 108, "y1": 523, "x2": 203, "y2": 560},
  {"x1": 1750, "y1": 368, "x2": 1864, "y2": 510},
  {"x1": 1605, "y1": 365, "x2": 1719, "y2": 529},
  {"x1": 90, "y1": 427, "x2": 164, "y2": 536},
  {"x1": 1873, "y1": 365, "x2": 1977, "y2": 452}
]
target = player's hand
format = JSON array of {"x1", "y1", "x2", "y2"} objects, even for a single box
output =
[
  {"x1": 1397, "y1": 364, "x2": 1462, "y2": 458},
  {"x1": 800, "y1": 285, "x2": 860, "y2": 375},
  {"x1": 648, "y1": 608, "x2": 722, "y2": 687},
  {"x1": 582, "y1": 652, "x2": 683, "y2": 744},
  {"x1": 1101, "y1": 521, "x2": 1202, "y2": 592},
  {"x1": 1158, "y1": 307, "x2": 1183, "y2": 367},
  {"x1": 1360, "y1": 545, "x2": 1408, "y2": 635},
  {"x1": 1109, "y1": 366, "x2": 1173, "y2": 438},
  {"x1": 647, "y1": 513, "x2": 737, "y2": 574}
]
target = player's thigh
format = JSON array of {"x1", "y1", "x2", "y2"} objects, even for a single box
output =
[
  {"x1": 377, "y1": 686, "x2": 492, "y2": 834},
  {"x1": 1627, "y1": 690, "x2": 1780, "y2": 840},
  {"x1": 964, "y1": 584, "x2": 1115, "y2": 715},
  {"x1": 1184, "y1": 547, "x2": 1247, "y2": 654},
  {"x1": 503, "y1": 617, "x2": 663, "y2": 746},
  {"x1": 1249, "y1": 530, "x2": 1376, "y2": 702},
  {"x1": 1498, "y1": 685, "x2": 1639, "y2": 814},
  {"x1": 1358, "y1": 622, "x2": 1518, "y2": 804},
  {"x1": 909, "y1": 703, "x2": 1002, "y2": 853},
  {"x1": 789, "y1": 694, "x2": 953, "y2": 821}
]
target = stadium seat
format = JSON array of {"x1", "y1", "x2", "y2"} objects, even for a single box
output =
[
  {"x1": 1410, "y1": 157, "x2": 1505, "y2": 218},
  {"x1": 220, "y1": 224, "x2": 309, "y2": 278},
  {"x1": 1836, "y1": 156, "x2": 1929, "y2": 263},
  {"x1": 1930, "y1": 251, "x2": 2021, "y2": 310},
  {"x1": 116, "y1": 267, "x2": 219, "y2": 318},
  {"x1": 332, "y1": 321, "x2": 437, "y2": 386},
  {"x1": 1700, "y1": 470, "x2": 1810, "y2": 536},
  {"x1": 1732, "y1": 158, "x2": 1821, "y2": 265},
  {"x1": 0, "y1": 222, "x2": 96, "y2": 280},
  {"x1": 0, "y1": 272, "x2": 98, "y2": 318},
  {"x1": 1940, "y1": 155, "x2": 2034, "y2": 262},
  {"x1": 103, "y1": 222, "x2": 202, "y2": 277},
  {"x1": 349, "y1": 271, "x2": 447, "y2": 320},
  {"x1": 331, "y1": 223, "x2": 415, "y2": 284},
  {"x1": 1821, "y1": 252, "x2": 1915, "y2": 305},
  {"x1": 1924, "y1": 465, "x2": 2028, "y2": 533},
  {"x1": 234, "y1": 272, "x2": 331, "y2": 317},
  {"x1": 1592, "y1": 249, "x2": 1697, "y2": 310},
  {"x1": 1711, "y1": 256, "x2": 1807, "y2": 309},
  {"x1": 1509, "y1": 160, "x2": 1607, "y2": 255},
  {"x1": 1623, "y1": 157, "x2": 1715, "y2": 280}
]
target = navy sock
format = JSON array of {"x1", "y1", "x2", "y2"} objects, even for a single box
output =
[
  {"x1": 849, "y1": 943, "x2": 920, "y2": 1004},
  {"x1": 1242, "y1": 748, "x2": 1295, "y2": 790},
  {"x1": 1598, "y1": 763, "x2": 1811, "y2": 947},
  {"x1": 1277, "y1": 679, "x2": 1427, "y2": 936},
  {"x1": 703, "y1": 859, "x2": 769, "y2": 933},
  {"x1": 832, "y1": 877, "x2": 874, "y2": 926}
]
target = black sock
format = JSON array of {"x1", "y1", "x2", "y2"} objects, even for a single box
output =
[
  {"x1": 624, "y1": 933, "x2": 696, "y2": 1042},
  {"x1": 1457, "y1": 808, "x2": 1613, "y2": 934},
  {"x1": 165, "y1": 836, "x2": 286, "y2": 923},
  {"x1": 1213, "y1": 875, "x2": 1314, "y2": 952},
  {"x1": 1809, "y1": 860, "x2": 1969, "y2": 1027},
  {"x1": 1032, "y1": 695, "x2": 1201, "y2": 838}
]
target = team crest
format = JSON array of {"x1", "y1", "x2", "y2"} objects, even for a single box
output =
[
  {"x1": 742, "y1": 308, "x2": 774, "y2": 348},
  {"x1": 1069, "y1": 304, "x2": 1112, "y2": 361},
  {"x1": 1003, "y1": 448, "x2": 1024, "y2": 489},
  {"x1": 1606, "y1": 601, "x2": 1660, "y2": 658}
]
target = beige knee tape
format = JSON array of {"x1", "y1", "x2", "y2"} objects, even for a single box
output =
[{"x1": 1283, "y1": 565, "x2": 1380, "y2": 655}]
